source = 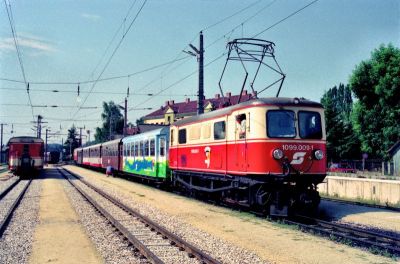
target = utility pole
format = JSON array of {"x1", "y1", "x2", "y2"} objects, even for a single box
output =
[
  {"x1": 124, "y1": 97, "x2": 127, "y2": 136},
  {"x1": 45, "y1": 128, "x2": 49, "y2": 164},
  {"x1": 79, "y1": 127, "x2": 82, "y2": 147},
  {"x1": 86, "y1": 130, "x2": 91, "y2": 143},
  {"x1": 0, "y1": 123, "x2": 6, "y2": 163},
  {"x1": 184, "y1": 31, "x2": 204, "y2": 114},
  {"x1": 37, "y1": 115, "x2": 42, "y2": 138},
  {"x1": 198, "y1": 31, "x2": 204, "y2": 114}
]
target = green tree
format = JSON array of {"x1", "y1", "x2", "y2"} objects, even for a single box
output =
[
  {"x1": 63, "y1": 125, "x2": 79, "y2": 159},
  {"x1": 349, "y1": 44, "x2": 400, "y2": 159},
  {"x1": 94, "y1": 101, "x2": 124, "y2": 142},
  {"x1": 321, "y1": 83, "x2": 360, "y2": 161}
]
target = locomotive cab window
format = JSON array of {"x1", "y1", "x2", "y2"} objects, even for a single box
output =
[
  {"x1": 178, "y1": 129, "x2": 187, "y2": 144},
  {"x1": 267, "y1": 110, "x2": 296, "y2": 138},
  {"x1": 214, "y1": 121, "x2": 226, "y2": 140},
  {"x1": 298, "y1": 111, "x2": 322, "y2": 139}
]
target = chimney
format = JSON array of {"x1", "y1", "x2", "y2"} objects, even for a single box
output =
[
  {"x1": 215, "y1": 94, "x2": 220, "y2": 99},
  {"x1": 185, "y1": 98, "x2": 190, "y2": 103},
  {"x1": 225, "y1": 92, "x2": 231, "y2": 98},
  {"x1": 169, "y1": 100, "x2": 175, "y2": 105},
  {"x1": 165, "y1": 101, "x2": 169, "y2": 106},
  {"x1": 241, "y1": 90, "x2": 248, "y2": 96}
]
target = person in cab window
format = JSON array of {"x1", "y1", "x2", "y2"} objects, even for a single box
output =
[{"x1": 236, "y1": 114, "x2": 246, "y2": 139}]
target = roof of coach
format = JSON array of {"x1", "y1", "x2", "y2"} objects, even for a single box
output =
[
  {"x1": 101, "y1": 138, "x2": 122, "y2": 147},
  {"x1": 172, "y1": 97, "x2": 323, "y2": 127},
  {"x1": 122, "y1": 127, "x2": 169, "y2": 143},
  {"x1": 7, "y1": 136, "x2": 44, "y2": 144},
  {"x1": 82, "y1": 143, "x2": 101, "y2": 151}
]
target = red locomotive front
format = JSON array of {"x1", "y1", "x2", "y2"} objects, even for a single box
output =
[
  {"x1": 169, "y1": 97, "x2": 326, "y2": 216},
  {"x1": 7, "y1": 136, "x2": 44, "y2": 176}
]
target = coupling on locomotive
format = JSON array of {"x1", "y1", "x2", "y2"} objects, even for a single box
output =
[{"x1": 74, "y1": 97, "x2": 326, "y2": 216}]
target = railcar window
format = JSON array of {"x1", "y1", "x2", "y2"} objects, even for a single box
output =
[
  {"x1": 299, "y1": 111, "x2": 322, "y2": 139},
  {"x1": 139, "y1": 141, "x2": 143, "y2": 156},
  {"x1": 160, "y1": 138, "x2": 165, "y2": 157},
  {"x1": 23, "y1": 144, "x2": 29, "y2": 154},
  {"x1": 144, "y1": 140, "x2": 149, "y2": 156},
  {"x1": 150, "y1": 139, "x2": 155, "y2": 156},
  {"x1": 189, "y1": 126, "x2": 201, "y2": 140},
  {"x1": 214, "y1": 121, "x2": 226, "y2": 140},
  {"x1": 178, "y1": 129, "x2": 187, "y2": 144},
  {"x1": 130, "y1": 143, "x2": 134, "y2": 157},
  {"x1": 134, "y1": 142, "x2": 139, "y2": 157},
  {"x1": 202, "y1": 124, "x2": 211, "y2": 139},
  {"x1": 266, "y1": 110, "x2": 296, "y2": 138}
]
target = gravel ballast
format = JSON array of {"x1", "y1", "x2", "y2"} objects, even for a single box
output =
[
  {"x1": 61, "y1": 175, "x2": 143, "y2": 264},
  {"x1": 65, "y1": 165, "x2": 398, "y2": 264},
  {"x1": 0, "y1": 179, "x2": 41, "y2": 264}
]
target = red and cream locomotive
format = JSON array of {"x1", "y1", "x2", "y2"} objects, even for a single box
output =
[
  {"x1": 7, "y1": 136, "x2": 44, "y2": 176},
  {"x1": 170, "y1": 97, "x2": 326, "y2": 215}
]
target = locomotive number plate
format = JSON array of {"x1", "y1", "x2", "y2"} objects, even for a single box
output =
[{"x1": 282, "y1": 144, "x2": 314, "y2": 151}]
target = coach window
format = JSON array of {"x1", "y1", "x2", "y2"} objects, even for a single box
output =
[
  {"x1": 134, "y1": 142, "x2": 138, "y2": 157},
  {"x1": 214, "y1": 121, "x2": 226, "y2": 140},
  {"x1": 150, "y1": 139, "x2": 155, "y2": 156},
  {"x1": 178, "y1": 129, "x2": 187, "y2": 144},
  {"x1": 129, "y1": 143, "x2": 133, "y2": 157},
  {"x1": 266, "y1": 110, "x2": 296, "y2": 138},
  {"x1": 144, "y1": 140, "x2": 149, "y2": 156}
]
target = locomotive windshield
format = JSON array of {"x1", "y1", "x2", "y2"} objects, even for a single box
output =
[
  {"x1": 298, "y1": 111, "x2": 322, "y2": 139},
  {"x1": 267, "y1": 110, "x2": 323, "y2": 139},
  {"x1": 267, "y1": 110, "x2": 296, "y2": 138}
]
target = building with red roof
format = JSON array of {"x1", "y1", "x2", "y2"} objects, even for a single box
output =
[{"x1": 142, "y1": 90, "x2": 257, "y2": 125}]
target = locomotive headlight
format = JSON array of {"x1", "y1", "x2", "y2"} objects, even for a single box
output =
[
  {"x1": 272, "y1": 148, "x2": 284, "y2": 160},
  {"x1": 313, "y1": 149, "x2": 324, "y2": 160}
]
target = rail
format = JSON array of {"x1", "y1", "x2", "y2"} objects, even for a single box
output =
[
  {"x1": 284, "y1": 214, "x2": 400, "y2": 256},
  {"x1": 59, "y1": 167, "x2": 220, "y2": 264},
  {"x1": 0, "y1": 179, "x2": 32, "y2": 237}
]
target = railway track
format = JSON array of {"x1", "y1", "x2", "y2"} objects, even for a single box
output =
[
  {"x1": 59, "y1": 168, "x2": 220, "y2": 264},
  {"x1": 321, "y1": 197, "x2": 400, "y2": 212},
  {"x1": 0, "y1": 178, "x2": 32, "y2": 237},
  {"x1": 284, "y1": 214, "x2": 400, "y2": 256}
]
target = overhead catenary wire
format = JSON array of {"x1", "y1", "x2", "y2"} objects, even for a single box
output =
[
  {"x1": 130, "y1": 0, "x2": 319, "y2": 111},
  {"x1": 73, "y1": 0, "x2": 148, "y2": 119},
  {"x1": 3, "y1": 0, "x2": 35, "y2": 121}
]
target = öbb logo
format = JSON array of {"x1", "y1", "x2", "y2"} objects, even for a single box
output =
[{"x1": 290, "y1": 152, "x2": 306, "y2": 165}]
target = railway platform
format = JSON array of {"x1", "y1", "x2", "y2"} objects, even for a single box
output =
[{"x1": 28, "y1": 169, "x2": 103, "y2": 263}]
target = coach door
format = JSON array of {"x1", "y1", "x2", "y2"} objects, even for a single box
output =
[
  {"x1": 235, "y1": 113, "x2": 247, "y2": 172},
  {"x1": 156, "y1": 135, "x2": 167, "y2": 177}
]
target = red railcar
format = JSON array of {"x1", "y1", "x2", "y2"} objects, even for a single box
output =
[
  {"x1": 169, "y1": 97, "x2": 326, "y2": 215},
  {"x1": 7, "y1": 136, "x2": 44, "y2": 176}
]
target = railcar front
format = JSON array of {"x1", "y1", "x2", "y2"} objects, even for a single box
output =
[
  {"x1": 122, "y1": 127, "x2": 169, "y2": 180},
  {"x1": 7, "y1": 136, "x2": 44, "y2": 176},
  {"x1": 169, "y1": 97, "x2": 326, "y2": 216}
]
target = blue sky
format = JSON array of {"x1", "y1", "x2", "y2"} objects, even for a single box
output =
[{"x1": 0, "y1": 0, "x2": 399, "y2": 144}]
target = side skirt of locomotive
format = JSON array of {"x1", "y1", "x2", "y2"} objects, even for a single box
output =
[{"x1": 172, "y1": 170, "x2": 325, "y2": 216}]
